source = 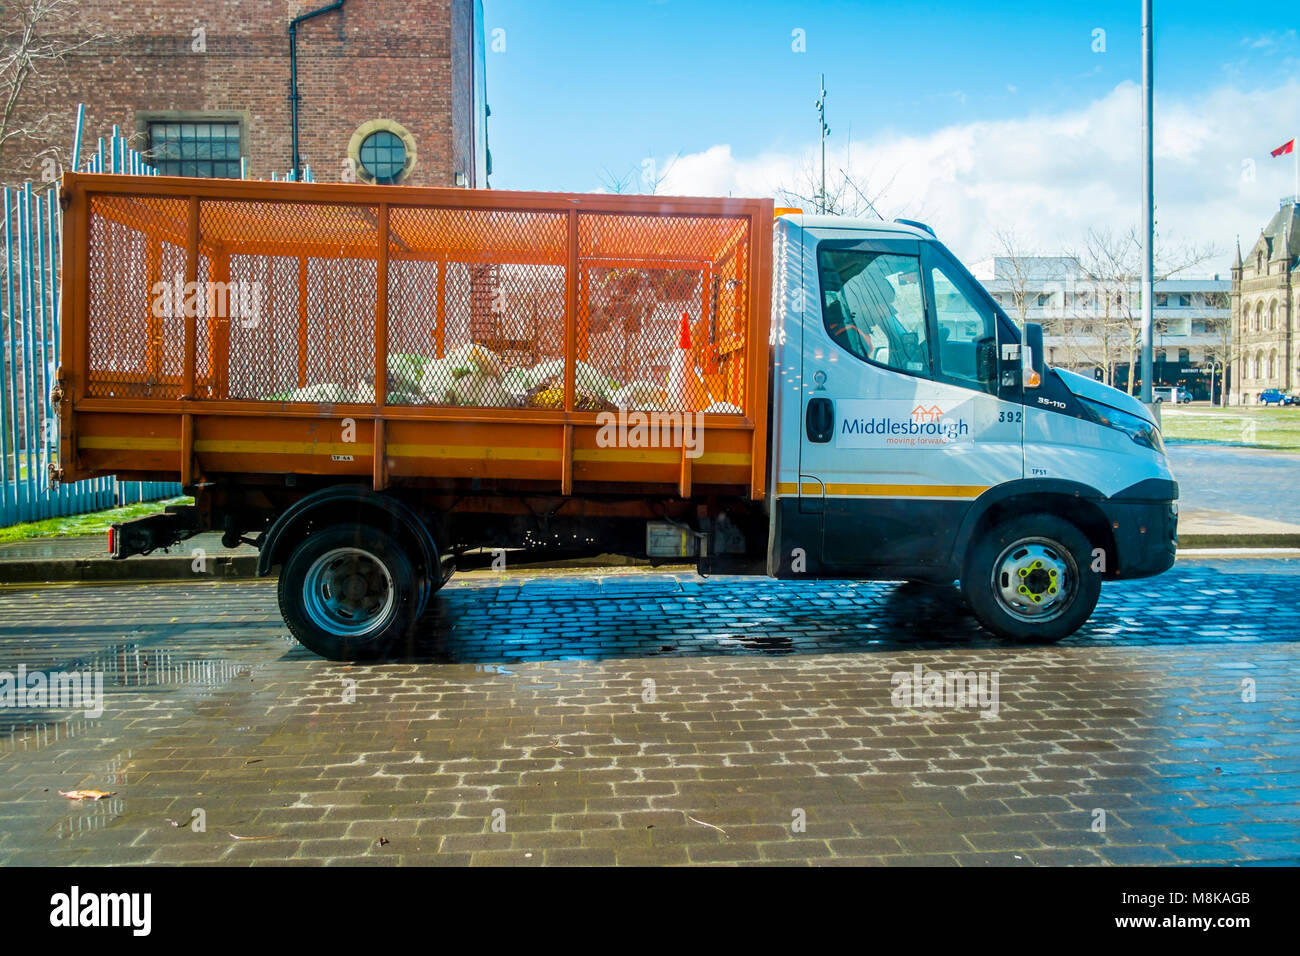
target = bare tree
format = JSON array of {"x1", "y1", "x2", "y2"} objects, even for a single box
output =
[
  {"x1": 1071, "y1": 226, "x2": 1217, "y2": 394},
  {"x1": 777, "y1": 158, "x2": 894, "y2": 219},
  {"x1": 640, "y1": 152, "x2": 678, "y2": 196},
  {"x1": 1068, "y1": 228, "x2": 1138, "y2": 388},
  {"x1": 982, "y1": 232, "x2": 1100, "y2": 373},
  {"x1": 0, "y1": 0, "x2": 100, "y2": 185},
  {"x1": 597, "y1": 166, "x2": 634, "y2": 195},
  {"x1": 990, "y1": 228, "x2": 1037, "y2": 326},
  {"x1": 1202, "y1": 301, "x2": 1241, "y2": 407},
  {"x1": 598, "y1": 151, "x2": 680, "y2": 196}
]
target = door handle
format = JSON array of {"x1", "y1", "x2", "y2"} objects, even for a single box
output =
[{"x1": 806, "y1": 397, "x2": 834, "y2": 443}]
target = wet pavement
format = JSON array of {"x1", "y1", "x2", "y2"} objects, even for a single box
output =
[
  {"x1": 1166, "y1": 443, "x2": 1300, "y2": 526},
  {"x1": 0, "y1": 560, "x2": 1297, "y2": 866}
]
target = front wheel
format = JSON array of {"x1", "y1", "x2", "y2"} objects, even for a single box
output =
[
  {"x1": 962, "y1": 514, "x2": 1100, "y2": 643},
  {"x1": 278, "y1": 525, "x2": 418, "y2": 660}
]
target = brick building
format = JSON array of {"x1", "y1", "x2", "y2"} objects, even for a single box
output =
[
  {"x1": 3, "y1": 0, "x2": 489, "y2": 188},
  {"x1": 1230, "y1": 199, "x2": 1298, "y2": 404}
]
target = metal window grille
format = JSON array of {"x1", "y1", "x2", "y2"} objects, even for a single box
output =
[{"x1": 148, "y1": 122, "x2": 242, "y2": 179}]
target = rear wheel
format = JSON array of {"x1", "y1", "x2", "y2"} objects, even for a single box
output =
[
  {"x1": 278, "y1": 525, "x2": 418, "y2": 660},
  {"x1": 963, "y1": 514, "x2": 1100, "y2": 643}
]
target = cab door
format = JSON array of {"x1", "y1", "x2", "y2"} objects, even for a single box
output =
[{"x1": 798, "y1": 235, "x2": 1023, "y2": 570}]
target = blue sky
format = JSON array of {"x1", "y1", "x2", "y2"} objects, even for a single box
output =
[
  {"x1": 485, "y1": 1, "x2": 1296, "y2": 190},
  {"x1": 481, "y1": 1, "x2": 1300, "y2": 268}
]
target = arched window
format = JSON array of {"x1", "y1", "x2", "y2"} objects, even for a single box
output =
[
  {"x1": 1268, "y1": 350, "x2": 1278, "y2": 379},
  {"x1": 1269, "y1": 300, "x2": 1278, "y2": 331},
  {"x1": 1254, "y1": 351, "x2": 1263, "y2": 379},
  {"x1": 1257, "y1": 251, "x2": 1264, "y2": 274}
]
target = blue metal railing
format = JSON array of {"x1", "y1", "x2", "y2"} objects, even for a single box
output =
[{"x1": 0, "y1": 105, "x2": 183, "y2": 527}]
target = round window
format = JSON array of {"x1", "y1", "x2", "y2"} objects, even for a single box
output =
[{"x1": 359, "y1": 130, "x2": 406, "y2": 184}]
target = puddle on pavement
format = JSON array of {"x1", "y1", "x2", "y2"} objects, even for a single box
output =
[
  {"x1": 50, "y1": 749, "x2": 133, "y2": 841},
  {"x1": 52, "y1": 796, "x2": 128, "y2": 840},
  {"x1": 1, "y1": 714, "x2": 100, "y2": 754},
  {"x1": 1, "y1": 644, "x2": 262, "y2": 752},
  {"x1": 702, "y1": 632, "x2": 796, "y2": 654}
]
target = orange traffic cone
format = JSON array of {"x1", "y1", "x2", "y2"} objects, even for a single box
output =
[{"x1": 668, "y1": 311, "x2": 692, "y2": 410}]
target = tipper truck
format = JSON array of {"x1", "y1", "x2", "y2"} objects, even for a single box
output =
[{"x1": 54, "y1": 173, "x2": 1178, "y2": 659}]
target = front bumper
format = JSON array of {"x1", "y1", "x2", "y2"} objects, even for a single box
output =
[{"x1": 1100, "y1": 480, "x2": 1178, "y2": 579}]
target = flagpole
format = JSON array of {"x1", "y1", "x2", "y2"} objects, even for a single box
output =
[{"x1": 1139, "y1": 0, "x2": 1154, "y2": 404}]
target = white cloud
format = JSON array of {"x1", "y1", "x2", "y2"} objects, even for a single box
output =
[
  {"x1": 656, "y1": 80, "x2": 1300, "y2": 275},
  {"x1": 1243, "y1": 30, "x2": 1296, "y2": 51}
]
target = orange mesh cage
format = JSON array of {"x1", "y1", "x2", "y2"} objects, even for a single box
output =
[
  {"x1": 75, "y1": 179, "x2": 765, "y2": 413},
  {"x1": 59, "y1": 174, "x2": 774, "y2": 497}
]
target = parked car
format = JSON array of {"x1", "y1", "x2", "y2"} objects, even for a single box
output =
[
  {"x1": 1152, "y1": 386, "x2": 1191, "y2": 404},
  {"x1": 1259, "y1": 389, "x2": 1292, "y2": 406}
]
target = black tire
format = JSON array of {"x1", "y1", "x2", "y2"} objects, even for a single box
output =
[
  {"x1": 962, "y1": 513, "x2": 1100, "y2": 643},
  {"x1": 277, "y1": 524, "x2": 418, "y2": 660}
]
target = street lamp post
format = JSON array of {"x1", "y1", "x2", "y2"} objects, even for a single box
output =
[{"x1": 1139, "y1": 0, "x2": 1155, "y2": 404}]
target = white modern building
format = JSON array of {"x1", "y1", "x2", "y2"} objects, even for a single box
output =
[{"x1": 970, "y1": 256, "x2": 1231, "y2": 401}]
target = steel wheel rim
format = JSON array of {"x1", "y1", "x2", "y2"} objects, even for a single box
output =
[
  {"x1": 991, "y1": 536, "x2": 1077, "y2": 624},
  {"x1": 302, "y1": 547, "x2": 395, "y2": 638}
]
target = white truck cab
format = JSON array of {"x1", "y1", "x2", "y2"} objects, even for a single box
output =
[{"x1": 766, "y1": 213, "x2": 1178, "y2": 642}]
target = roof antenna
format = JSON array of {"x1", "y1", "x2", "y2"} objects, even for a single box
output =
[
  {"x1": 838, "y1": 168, "x2": 884, "y2": 221},
  {"x1": 816, "y1": 75, "x2": 829, "y2": 213}
]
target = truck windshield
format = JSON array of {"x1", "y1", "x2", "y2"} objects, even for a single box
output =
[{"x1": 817, "y1": 249, "x2": 929, "y2": 376}]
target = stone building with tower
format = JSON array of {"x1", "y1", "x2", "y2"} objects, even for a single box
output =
[{"x1": 1231, "y1": 199, "x2": 1299, "y2": 404}]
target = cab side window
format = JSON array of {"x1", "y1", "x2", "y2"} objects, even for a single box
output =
[
  {"x1": 818, "y1": 248, "x2": 930, "y2": 376},
  {"x1": 929, "y1": 257, "x2": 998, "y2": 390}
]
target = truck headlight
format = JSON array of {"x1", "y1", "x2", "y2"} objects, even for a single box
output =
[{"x1": 1078, "y1": 398, "x2": 1165, "y2": 454}]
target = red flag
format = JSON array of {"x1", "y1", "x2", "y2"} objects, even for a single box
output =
[{"x1": 1272, "y1": 139, "x2": 1296, "y2": 157}]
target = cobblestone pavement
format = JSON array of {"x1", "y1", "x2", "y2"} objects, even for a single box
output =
[{"x1": 0, "y1": 557, "x2": 1297, "y2": 866}]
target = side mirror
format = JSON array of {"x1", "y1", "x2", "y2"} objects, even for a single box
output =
[
  {"x1": 975, "y1": 337, "x2": 997, "y2": 383},
  {"x1": 1022, "y1": 322, "x2": 1045, "y2": 388}
]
